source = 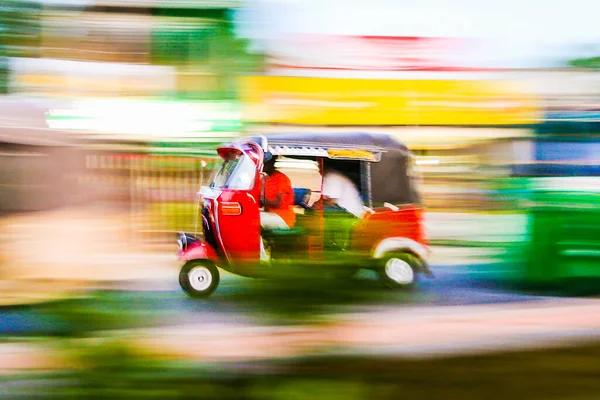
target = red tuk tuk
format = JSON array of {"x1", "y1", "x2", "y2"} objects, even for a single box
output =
[{"x1": 177, "y1": 132, "x2": 431, "y2": 298}]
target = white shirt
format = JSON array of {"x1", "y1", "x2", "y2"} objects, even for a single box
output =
[{"x1": 322, "y1": 171, "x2": 365, "y2": 218}]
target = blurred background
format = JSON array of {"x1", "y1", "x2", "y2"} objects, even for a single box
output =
[{"x1": 0, "y1": 0, "x2": 599, "y2": 398}]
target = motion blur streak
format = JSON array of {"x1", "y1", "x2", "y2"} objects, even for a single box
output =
[{"x1": 1, "y1": 0, "x2": 599, "y2": 398}]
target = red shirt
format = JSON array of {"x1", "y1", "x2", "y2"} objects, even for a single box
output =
[{"x1": 264, "y1": 171, "x2": 295, "y2": 228}]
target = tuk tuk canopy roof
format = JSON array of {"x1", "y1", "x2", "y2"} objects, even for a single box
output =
[
  {"x1": 246, "y1": 132, "x2": 421, "y2": 206},
  {"x1": 246, "y1": 132, "x2": 409, "y2": 156}
]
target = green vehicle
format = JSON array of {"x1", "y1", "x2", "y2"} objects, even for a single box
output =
[{"x1": 507, "y1": 135, "x2": 600, "y2": 291}]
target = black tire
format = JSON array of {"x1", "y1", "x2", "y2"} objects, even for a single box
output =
[
  {"x1": 377, "y1": 252, "x2": 419, "y2": 289},
  {"x1": 179, "y1": 260, "x2": 220, "y2": 298}
]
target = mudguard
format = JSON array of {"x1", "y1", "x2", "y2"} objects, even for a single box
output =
[
  {"x1": 372, "y1": 237, "x2": 430, "y2": 261},
  {"x1": 178, "y1": 239, "x2": 220, "y2": 264},
  {"x1": 372, "y1": 237, "x2": 434, "y2": 277}
]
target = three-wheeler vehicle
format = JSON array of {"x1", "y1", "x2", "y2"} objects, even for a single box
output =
[
  {"x1": 498, "y1": 134, "x2": 600, "y2": 291},
  {"x1": 177, "y1": 132, "x2": 432, "y2": 298}
]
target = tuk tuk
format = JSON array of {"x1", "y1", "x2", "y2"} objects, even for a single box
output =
[
  {"x1": 500, "y1": 135, "x2": 600, "y2": 290},
  {"x1": 177, "y1": 132, "x2": 432, "y2": 298}
]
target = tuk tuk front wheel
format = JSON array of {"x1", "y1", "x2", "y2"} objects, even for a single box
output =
[
  {"x1": 179, "y1": 260, "x2": 220, "y2": 298},
  {"x1": 378, "y1": 253, "x2": 418, "y2": 289}
]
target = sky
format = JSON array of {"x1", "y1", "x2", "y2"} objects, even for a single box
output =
[
  {"x1": 235, "y1": 0, "x2": 600, "y2": 67},
  {"x1": 38, "y1": 0, "x2": 600, "y2": 67}
]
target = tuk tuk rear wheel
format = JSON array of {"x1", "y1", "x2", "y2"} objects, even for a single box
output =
[
  {"x1": 179, "y1": 260, "x2": 220, "y2": 298},
  {"x1": 378, "y1": 253, "x2": 418, "y2": 289}
]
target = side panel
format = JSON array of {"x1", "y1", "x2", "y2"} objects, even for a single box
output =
[
  {"x1": 351, "y1": 206, "x2": 428, "y2": 258},
  {"x1": 217, "y1": 189, "x2": 261, "y2": 272},
  {"x1": 206, "y1": 141, "x2": 264, "y2": 276}
]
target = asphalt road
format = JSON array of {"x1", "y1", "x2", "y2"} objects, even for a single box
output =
[
  {"x1": 159, "y1": 263, "x2": 546, "y2": 320},
  {"x1": 0, "y1": 262, "x2": 555, "y2": 336}
]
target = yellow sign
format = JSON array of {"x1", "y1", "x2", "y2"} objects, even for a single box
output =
[
  {"x1": 14, "y1": 74, "x2": 165, "y2": 97},
  {"x1": 242, "y1": 76, "x2": 541, "y2": 126},
  {"x1": 10, "y1": 58, "x2": 175, "y2": 98},
  {"x1": 327, "y1": 149, "x2": 378, "y2": 161}
]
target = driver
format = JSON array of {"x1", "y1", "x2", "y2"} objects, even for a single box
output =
[
  {"x1": 260, "y1": 155, "x2": 295, "y2": 261},
  {"x1": 261, "y1": 155, "x2": 295, "y2": 229}
]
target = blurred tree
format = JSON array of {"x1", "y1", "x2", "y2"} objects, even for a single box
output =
[
  {"x1": 149, "y1": 7, "x2": 264, "y2": 100},
  {"x1": 568, "y1": 56, "x2": 600, "y2": 70},
  {"x1": 0, "y1": 55, "x2": 7, "y2": 95},
  {"x1": 0, "y1": 0, "x2": 42, "y2": 57},
  {"x1": 0, "y1": 0, "x2": 42, "y2": 93}
]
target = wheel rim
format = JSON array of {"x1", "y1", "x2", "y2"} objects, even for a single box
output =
[
  {"x1": 385, "y1": 258, "x2": 414, "y2": 284},
  {"x1": 188, "y1": 266, "x2": 213, "y2": 291}
]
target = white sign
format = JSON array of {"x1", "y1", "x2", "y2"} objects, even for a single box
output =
[{"x1": 267, "y1": 35, "x2": 484, "y2": 73}]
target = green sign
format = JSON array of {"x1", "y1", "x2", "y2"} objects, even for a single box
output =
[{"x1": 46, "y1": 98, "x2": 241, "y2": 133}]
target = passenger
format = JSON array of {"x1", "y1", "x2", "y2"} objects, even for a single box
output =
[
  {"x1": 318, "y1": 159, "x2": 365, "y2": 251},
  {"x1": 319, "y1": 159, "x2": 365, "y2": 219}
]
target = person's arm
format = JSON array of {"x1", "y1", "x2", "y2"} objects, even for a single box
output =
[
  {"x1": 265, "y1": 193, "x2": 283, "y2": 208},
  {"x1": 322, "y1": 196, "x2": 336, "y2": 206}
]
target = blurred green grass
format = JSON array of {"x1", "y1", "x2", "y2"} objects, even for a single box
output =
[
  {"x1": 3, "y1": 339, "x2": 599, "y2": 399},
  {"x1": 25, "y1": 291, "x2": 173, "y2": 337}
]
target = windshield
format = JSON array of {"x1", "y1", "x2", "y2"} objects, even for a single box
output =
[{"x1": 209, "y1": 152, "x2": 256, "y2": 190}]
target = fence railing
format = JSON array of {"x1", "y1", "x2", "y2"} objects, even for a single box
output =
[{"x1": 85, "y1": 152, "x2": 218, "y2": 244}]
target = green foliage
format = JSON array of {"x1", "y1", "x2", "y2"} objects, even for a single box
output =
[
  {"x1": 0, "y1": 0, "x2": 41, "y2": 58},
  {"x1": 569, "y1": 56, "x2": 600, "y2": 70},
  {"x1": 5, "y1": 341, "x2": 600, "y2": 399},
  {"x1": 0, "y1": 0, "x2": 42, "y2": 92},
  {"x1": 149, "y1": 13, "x2": 264, "y2": 100},
  {"x1": 252, "y1": 379, "x2": 367, "y2": 400},
  {"x1": 39, "y1": 291, "x2": 167, "y2": 337}
]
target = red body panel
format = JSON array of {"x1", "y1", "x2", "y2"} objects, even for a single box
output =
[
  {"x1": 350, "y1": 205, "x2": 427, "y2": 255},
  {"x1": 205, "y1": 142, "x2": 264, "y2": 275},
  {"x1": 179, "y1": 239, "x2": 219, "y2": 263},
  {"x1": 216, "y1": 189, "x2": 261, "y2": 267}
]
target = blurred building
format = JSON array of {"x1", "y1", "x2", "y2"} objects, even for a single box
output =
[
  {"x1": 0, "y1": 97, "x2": 86, "y2": 213},
  {"x1": 34, "y1": 0, "x2": 259, "y2": 100},
  {"x1": 25, "y1": 0, "x2": 260, "y2": 153},
  {"x1": 2, "y1": 5, "x2": 598, "y2": 235},
  {"x1": 0, "y1": 1, "x2": 263, "y2": 228},
  {"x1": 242, "y1": 34, "x2": 543, "y2": 211}
]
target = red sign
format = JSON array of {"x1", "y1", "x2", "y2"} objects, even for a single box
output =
[{"x1": 267, "y1": 35, "x2": 488, "y2": 72}]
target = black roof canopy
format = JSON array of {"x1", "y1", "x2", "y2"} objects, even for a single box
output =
[
  {"x1": 246, "y1": 132, "x2": 408, "y2": 154},
  {"x1": 245, "y1": 131, "x2": 420, "y2": 206}
]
